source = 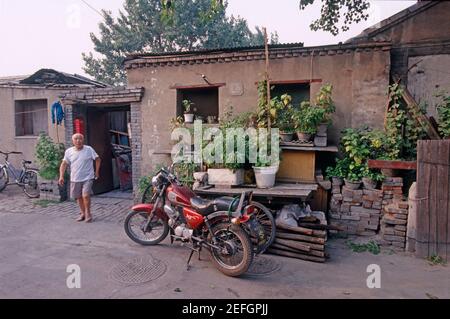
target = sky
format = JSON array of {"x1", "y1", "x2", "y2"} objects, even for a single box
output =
[{"x1": 0, "y1": 0, "x2": 417, "y2": 78}]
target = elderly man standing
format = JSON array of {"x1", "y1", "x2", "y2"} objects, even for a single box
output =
[{"x1": 59, "y1": 134, "x2": 101, "y2": 223}]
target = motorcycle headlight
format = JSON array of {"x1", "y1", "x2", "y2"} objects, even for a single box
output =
[{"x1": 152, "y1": 176, "x2": 159, "y2": 187}]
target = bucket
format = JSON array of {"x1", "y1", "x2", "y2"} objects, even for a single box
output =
[{"x1": 253, "y1": 166, "x2": 279, "y2": 189}]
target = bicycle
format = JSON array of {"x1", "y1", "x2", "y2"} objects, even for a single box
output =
[{"x1": 0, "y1": 151, "x2": 40, "y2": 198}]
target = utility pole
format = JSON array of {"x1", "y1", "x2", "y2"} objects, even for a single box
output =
[{"x1": 263, "y1": 27, "x2": 271, "y2": 129}]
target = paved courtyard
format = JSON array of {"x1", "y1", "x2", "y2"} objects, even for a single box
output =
[{"x1": 0, "y1": 186, "x2": 449, "y2": 299}]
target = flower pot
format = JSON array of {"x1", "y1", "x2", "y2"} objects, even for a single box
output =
[
  {"x1": 253, "y1": 166, "x2": 279, "y2": 189},
  {"x1": 344, "y1": 179, "x2": 361, "y2": 190},
  {"x1": 207, "y1": 169, "x2": 244, "y2": 186},
  {"x1": 296, "y1": 132, "x2": 312, "y2": 142},
  {"x1": 362, "y1": 177, "x2": 377, "y2": 190},
  {"x1": 184, "y1": 113, "x2": 194, "y2": 123},
  {"x1": 317, "y1": 123, "x2": 328, "y2": 137},
  {"x1": 280, "y1": 132, "x2": 294, "y2": 142},
  {"x1": 331, "y1": 176, "x2": 343, "y2": 186}
]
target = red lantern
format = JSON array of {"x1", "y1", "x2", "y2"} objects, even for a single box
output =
[{"x1": 74, "y1": 117, "x2": 85, "y2": 135}]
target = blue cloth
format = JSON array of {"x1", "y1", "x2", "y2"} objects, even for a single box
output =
[{"x1": 51, "y1": 101, "x2": 65, "y2": 125}]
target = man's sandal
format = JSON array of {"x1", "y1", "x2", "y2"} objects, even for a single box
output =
[
  {"x1": 85, "y1": 217, "x2": 93, "y2": 223},
  {"x1": 77, "y1": 216, "x2": 85, "y2": 222}
]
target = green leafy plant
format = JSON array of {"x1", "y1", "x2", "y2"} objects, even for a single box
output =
[
  {"x1": 292, "y1": 101, "x2": 325, "y2": 134},
  {"x1": 315, "y1": 83, "x2": 335, "y2": 124},
  {"x1": 326, "y1": 157, "x2": 349, "y2": 179},
  {"x1": 35, "y1": 133, "x2": 65, "y2": 180},
  {"x1": 331, "y1": 127, "x2": 387, "y2": 183},
  {"x1": 182, "y1": 99, "x2": 194, "y2": 114},
  {"x1": 347, "y1": 240, "x2": 380, "y2": 255},
  {"x1": 435, "y1": 92, "x2": 450, "y2": 138},
  {"x1": 427, "y1": 254, "x2": 447, "y2": 266},
  {"x1": 385, "y1": 83, "x2": 427, "y2": 160}
]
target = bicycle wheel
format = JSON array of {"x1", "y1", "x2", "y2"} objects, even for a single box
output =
[
  {"x1": 0, "y1": 166, "x2": 8, "y2": 192},
  {"x1": 245, "y1": 201, "x2": 276, "y2": 254},
  {"x1": 22, "y1": 169, "x2": 40, "y2": 198}
]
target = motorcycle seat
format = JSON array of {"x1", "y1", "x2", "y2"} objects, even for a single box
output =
[{"x1": 190, "y1": 196, "x2": 239, "y2": 216}]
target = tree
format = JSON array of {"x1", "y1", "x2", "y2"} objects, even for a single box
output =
[
  {"x1": 83, "y1": 0, "x2": 278, "y2": 85},
  {"x1": 299, "y1": 0, "x2": 371, "y2": 36}
]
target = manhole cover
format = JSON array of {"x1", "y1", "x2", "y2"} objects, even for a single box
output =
[
  {"x1": 110, "y1": 256, "x2": 167, "y2": 284},
  {"x1": 246, "y1": 256, "x2": 281, "y2": 276}
]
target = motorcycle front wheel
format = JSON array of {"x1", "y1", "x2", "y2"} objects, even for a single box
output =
[
  {"x1": 124, "y1": 211, "x2": 169, "y2": 246},
  {"x1": 208, "y1": 223, "x2": 253, "y2": 277}
]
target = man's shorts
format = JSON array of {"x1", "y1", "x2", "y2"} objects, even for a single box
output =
[{"x1": 70, "y1": 180, "x2": 94, "y2": 200}]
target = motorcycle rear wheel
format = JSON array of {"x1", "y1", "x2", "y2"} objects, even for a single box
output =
[
  {"x1": 124, "y1": 211, "x2": 169, "y2": 246},
  {"x1": 208, "y1": 223, "x2": 253, "y2": 277}
]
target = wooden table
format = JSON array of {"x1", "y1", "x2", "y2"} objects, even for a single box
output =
[{"x1": 194, "y1": 182, "x2": 318, "y2": 201}]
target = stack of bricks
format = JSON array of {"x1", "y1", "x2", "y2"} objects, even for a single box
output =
[
  {"x1": 379, "y1": 178, "x2": 408, "y2": 249},
  {"x1": 379, "y1": 201, "x2": 409, "y2": 249},
  {"x1": 381, "y1": 177, "x2": 404, "y2": 206},
  {"x1": 329, "y1": 185, "x2": 383, "y2": 236},
  {"x1": 329, "y1": 177, "x2": 408, "y2": 242}
]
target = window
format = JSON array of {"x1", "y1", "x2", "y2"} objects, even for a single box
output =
[
  {"x1": 177, "y1": 87, "x2": 219, "y2": 121},
  {"x1": 15, "y1": 99, "x2": 48, "y2": 136},
  {"x1": 271, "y1": 82, "x2": 310, "y2": 107}
]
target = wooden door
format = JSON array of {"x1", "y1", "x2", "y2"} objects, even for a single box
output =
[
  {"x1": 416, "y1": 140, "x2": 450, "y2": 261},
  {"x1": 87, "y1": 109, "x2": 114, "y2": 194}
]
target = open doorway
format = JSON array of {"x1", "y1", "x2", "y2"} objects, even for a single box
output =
[{"x1": 74, "y1": 105, "x2": 132, "y2": 195}]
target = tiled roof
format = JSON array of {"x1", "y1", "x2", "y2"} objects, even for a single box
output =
[
  {"x1": 0, "y1": 69, "x2": 107, "y2": 88},
  {"x1": 124, "y1": 41, "x2": 391, "y2": 70}
]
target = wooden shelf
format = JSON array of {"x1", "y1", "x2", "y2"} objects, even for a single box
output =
[
  {"x1": 280, "y1": 144, "x2": 339, "y2": 152},
  {"x1": 195, "y1": 182, "x2": 317, "y2": 200}
]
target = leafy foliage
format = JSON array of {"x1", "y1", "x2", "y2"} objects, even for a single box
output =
[
  {"x1": 299, "y1": 0, "x2": 370, "y2": 36},
  {"x1": 347, "y1": 240, "x2": 380, "y2": 255},
  {"x1": 435, "y1": 92, "x2": 450, "y2": 138},
  {"x1": 83, "y1": 0, "x2": 277, "y2": 85},
  {"x1": 35, "y1": 134, "x2": 65, "y2": 180},
  {"x1": 292, "y1": 101, "x2": 325, "y2": 134},
  {"x1": 385, "y1": 83, "x2": 427, "y2": 160}
]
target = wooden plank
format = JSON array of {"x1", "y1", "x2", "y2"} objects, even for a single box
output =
[
  {"x1": 279, "y1": 144, "x2": 339, "y2": 152},
  {"x1": 195, "y1": 185, "x2": 313, "y2": 200},
  {"x1": 273, "y1": 238, "x2": 311, "y2": 252},
  {"x1": 368, "y1": 159, "x2": 417, "y2": 170},
  {"x1": 402, "y1": 87, "x2": 441, "y2": 140},
  {"x1": 416, "y1": 140, "x2": 430, "y2": 258},
  {"x1": 275, "y1": 221, "x2": 327, "y2": 237},
  {"x1": 437, "y1": 141, "x2": 450, "y2": 260},
  {"x1": 275, "y1": 231, "x2": 325, "y2": 245},
  {"x1": 274, "y1": 236, "x2": 325, "y2": 251},
  {"x1": 271, "y1": 243, "x2": 325, "y2": 258},
  {"x1": 266, "y1": 248, "x2": 325, "y2": 263},
  {"x1": 429, "y1": 145, "x2": 438, "y2": 257},
  {"x1": 393, "y1": 75, "x2": 440, "y2": 140}
]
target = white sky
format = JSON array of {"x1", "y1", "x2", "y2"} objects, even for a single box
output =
[{"x1": 0, "y1": 0, "x2": 416, "y2": 77}]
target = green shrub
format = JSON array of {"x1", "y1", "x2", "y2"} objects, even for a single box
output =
[{"x1": 35, "y1": 133, "x2": 65, "y2": 180}]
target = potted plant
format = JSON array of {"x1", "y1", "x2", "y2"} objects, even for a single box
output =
[
  {"x1": 252, "y1": 136, "x2": 280, "y2": 189},
  {"x1": 293, "y1": 102, "x2": 325, "y2": 141},
  {"x1": 344, "y1": 173, "x2": 362, "y2": 190},
  {"x1": 35, "y1": 133, "x2": 67, "y2": 201},
  {"x1": 326, "y1": 157, "x2": 348, "y2": 186},
  {"x1": 361, "y1": 164, "x2": 384, "y2": 190},
  {"x1": 183, "y1": 99, "x2": 195, "y2": 123}
]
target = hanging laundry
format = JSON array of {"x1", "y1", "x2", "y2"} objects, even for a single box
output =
[{"x1": 51, "y1": 101, "x2": 65, "y2": 125}]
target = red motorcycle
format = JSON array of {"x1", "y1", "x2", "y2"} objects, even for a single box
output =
[{"x1": 124, "y1": 167, "x2": 272, "y2": 277}]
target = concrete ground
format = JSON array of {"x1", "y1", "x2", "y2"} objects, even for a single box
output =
[{"x1": 0, "y1": 186, "x2": 449, "y2": 299}]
